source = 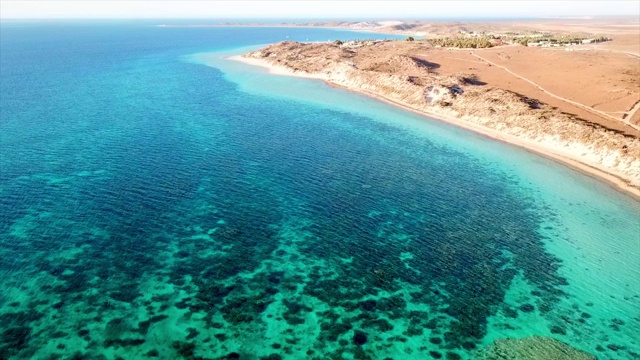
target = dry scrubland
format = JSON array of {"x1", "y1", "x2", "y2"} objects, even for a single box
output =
[{"x1": 237, "y1": 18, "x2": 640, "y2": 194}]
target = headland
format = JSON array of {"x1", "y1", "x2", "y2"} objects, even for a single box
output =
[{"x1": 226, "y1": 18, "x2": 640, "y2": 198}]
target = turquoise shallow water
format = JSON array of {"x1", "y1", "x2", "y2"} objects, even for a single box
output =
[{"x1": 0, "y1": 21, "x2": 639, "y2": 359}]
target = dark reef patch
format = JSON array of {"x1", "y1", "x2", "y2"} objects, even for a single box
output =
[
  {"x1": 550, "y1": 325, "x2": 567, "y2": 335},
  {"x1": 353, "y1": 330, "x2": 368, "y2": 346},
  {"x1": 103, "y1": 338, "x2": 145, "y2": 348},
  {"x1": 221, "y1": 294, "x2": 273, "y2": 325},
  {"x1": 172, "y1": 341, "x2": 196, "y2": 357},
  {"x1": 519, "y1": 304, "x2": 535, "y2": 313},
  {"x1": 1, "y1": 326, "x2": 32, "y2": 355},
  {"x1": 282, "y1": 298, "x2": 312, "y2": 325},
  {"x1": 146, "y1": 349, "x2": 160, "y2": 357},
  {"x1": 359, "y1": 299, "x2": 377, "y2": 312}
]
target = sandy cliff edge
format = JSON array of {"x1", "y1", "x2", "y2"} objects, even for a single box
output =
[{"x1": 228, "y1": 52, "x2": 640, "y2": 200}]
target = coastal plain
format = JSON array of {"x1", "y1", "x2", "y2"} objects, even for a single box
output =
[{"x1": 231, "y1": 17, "x2": 640, "y2": 129}]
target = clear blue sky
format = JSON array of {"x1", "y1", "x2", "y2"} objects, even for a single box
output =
[{"x1": 1, "y1": 0, "x2": 638, "y2": 19}]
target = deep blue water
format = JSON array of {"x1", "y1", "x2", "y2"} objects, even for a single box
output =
[{"x1": 1, "y1": 21, "x2": 639, "y2": 359}]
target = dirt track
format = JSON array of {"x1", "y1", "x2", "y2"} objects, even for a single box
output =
[{"x1": 470, "y1": 53, "x2": 640, "y2": 132}]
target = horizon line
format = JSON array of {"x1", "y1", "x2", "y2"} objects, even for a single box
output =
[{"x1": 2, "y1": 14, "x2": 638, "y2": 20}]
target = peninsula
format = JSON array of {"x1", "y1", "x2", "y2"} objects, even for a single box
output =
[{"x1": 230, "y1": 19, "x2": 640, "y2": 196}]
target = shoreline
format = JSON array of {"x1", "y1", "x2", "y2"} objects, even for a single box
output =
[{"x1": 229, "y1": 55, "x2": 640, "y2": 201}]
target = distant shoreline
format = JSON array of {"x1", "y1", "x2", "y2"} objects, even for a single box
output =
[
  {"x1": 229, "y1": 54, "x2": 640, "y2": 201},
  {"x1": 158, "y1": 23, "x2": 402, "y2": 36},
  {"x1": 158, "y1": 17, "x2": 640, "y2": 38}
]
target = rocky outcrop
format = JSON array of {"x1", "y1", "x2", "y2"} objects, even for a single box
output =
[
  {"x1": 244, "y1": 41, "x2": 640, "y2": 190},
  {"x1": 475, "y1": 336, "x2": 596, "y2": 360}
]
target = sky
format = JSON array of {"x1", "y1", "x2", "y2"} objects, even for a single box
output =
[{"x1": 1, "y1": 0, "x2": 639, "y2": 19}]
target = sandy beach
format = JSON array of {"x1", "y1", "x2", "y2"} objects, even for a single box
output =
[{"x1": 229, "y1": 54, "x2": 640, "y2": 200}]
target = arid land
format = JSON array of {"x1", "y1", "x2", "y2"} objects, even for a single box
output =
[{"x1": 219, "y1": 18, "x2": 640, "y2": 196}]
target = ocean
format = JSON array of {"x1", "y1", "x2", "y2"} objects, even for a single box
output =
[{"x1": 0, "y1": 21, "x2": 638, "y2": 359}]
